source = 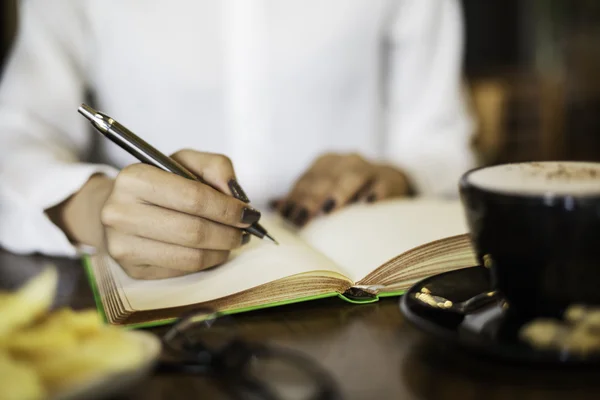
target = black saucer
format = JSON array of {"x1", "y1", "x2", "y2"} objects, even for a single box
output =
[{"x1": 399, "y1": 266, "x2": 600, "y2": 366}]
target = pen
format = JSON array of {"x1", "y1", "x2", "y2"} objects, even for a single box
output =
[{"x1": 77, "y1": 103, "x2": 278, "y2": 245}]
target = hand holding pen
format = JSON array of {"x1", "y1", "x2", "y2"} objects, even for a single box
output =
[{"x1": 78, "y1": 104, "x2": 278, "y2": 280}]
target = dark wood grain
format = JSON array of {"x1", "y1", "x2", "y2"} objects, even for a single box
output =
[{"x1": 1, "y1": 249, "x2": 600, "y2": 400}]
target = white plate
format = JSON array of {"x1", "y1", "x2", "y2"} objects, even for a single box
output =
[{"x1": 52, "y1": 330, "x2": 162, "y2": 400}]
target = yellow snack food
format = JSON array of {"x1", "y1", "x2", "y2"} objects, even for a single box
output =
[
  {"x1": 0, "y1": 352, "x2": 46, "y2": 400},
  {"x1": 518, "y1": 318, "x2": 567, "y2": 349},
  {"x1": 44, "y1": 308, "x2": 103, "y2": 339},
  {"x1": 7, "y1": 320, "x2": 78, "y2": 359},
  {"x1": 0, "y1": 267, "x2": 58, "y2": 339},
  {"x1": 563, "y1": 325, "x2": 600, "y2": 356},
  {"x1": 0, "y1": 267, "x2": 152, "y2": 399},
  {"x1": 564, "y1": 304, "x2": 587, "y2": 323},
  {"x1": 580, "y1": 310, "x2": 600, "y2": 332},
  {"x1": 32, "y1": 328, "x2": 145, "y2": 394}
]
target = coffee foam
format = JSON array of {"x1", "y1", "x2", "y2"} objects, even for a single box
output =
[{"x1": 466, "y1": 162, "x2": 600, "y2": 195}]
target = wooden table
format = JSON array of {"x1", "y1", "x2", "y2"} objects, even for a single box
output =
[{"x1": 2, "y1": 249, "x2": 600, "y2": 400}]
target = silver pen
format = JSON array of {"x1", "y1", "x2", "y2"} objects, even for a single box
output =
[{"x1": 78, "y1": 103, "x2": 278, "y2": 244}]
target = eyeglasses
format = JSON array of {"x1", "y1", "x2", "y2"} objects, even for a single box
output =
[{"x1": 157, "y1": 308, "x2": 342, "y2": 400}]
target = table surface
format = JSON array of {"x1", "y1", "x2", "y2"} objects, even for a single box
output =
[{"x1": 2, "y1": 249, "x2": 600, "y2": 400}]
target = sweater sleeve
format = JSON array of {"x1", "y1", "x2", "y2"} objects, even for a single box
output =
[
  {"x1": 0, "y1": 0, "x2": 118, "y2": 257},
  {"x1": 383, "y1": 0, "x2": 478, "y2": 198}
]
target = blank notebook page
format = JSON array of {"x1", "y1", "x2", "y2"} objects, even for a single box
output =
[{"x1": 299, "y1": 198, "x2": 470, "y2": 282}]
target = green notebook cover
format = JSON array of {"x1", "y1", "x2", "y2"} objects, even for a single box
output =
[{"x1": 82, "y1": 255, "x2": 406, "y2": 330}]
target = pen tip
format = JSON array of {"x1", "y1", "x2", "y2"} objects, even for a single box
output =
[
  {"x1": 266, "y1": 233, "x2": 279, "y2": 245},
  {"x1": 78, "y1": 103, "x2": 97, "y2": 120}
]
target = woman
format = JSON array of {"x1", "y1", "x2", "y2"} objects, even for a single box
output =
[{"x1": 0, "y1": 0, "x2": 476, "y2": 279}]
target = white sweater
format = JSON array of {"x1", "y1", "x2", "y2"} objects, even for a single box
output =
[{"x1": 0, "y1": 0, "x2": 476, "y2": 257}]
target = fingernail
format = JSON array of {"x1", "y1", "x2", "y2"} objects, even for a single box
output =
[
  {"x1": 322, "y1": 199, "x2": 336, "y2": 214},
  {"x1": 294, "y1": 208, "x2": 309, "y2": 227},
  {"x1": 366, "y1": 194, "x2": 377, "y2": 203},
  {"x1": 228, "y1": 179, "x2": 250, "y2": 203},
  {"x1": 268, "y1": 199, "x2": 280, "y2": 210},
  {"x1": 282, "y1": 202, "x2": 296, "y2": 219},
  {"x1": 241, "y1": 207, "x2": 261, "y2": 224},
  {"x1": 241, "y1": 232, "x2": 251, "y2": 245}
]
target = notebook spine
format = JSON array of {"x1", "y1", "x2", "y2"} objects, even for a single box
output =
[{"x1": 338, "y1": 285, "x2": 384, "y2": 304}]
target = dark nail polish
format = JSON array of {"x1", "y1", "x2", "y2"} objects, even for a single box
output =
[
  {"x1": 294, "y1": 208, "x2": 309, "y2": 227},
  {"x1": 349, "y1": 191, "x2": 361, "y2": 204},
  {"x1": 241, "y1": 232, "x2": 251, "y2": 245},
  {"x1": 282, "y1": 202, "x2": 296, "y2": 219},
  {"x1": 241, "y1": 207, "x2": 261, "y2": 224},
  {"x1": 228, "y1": 179, "x2": 250, "y2": 203},
  {"x1": 366, "y1": 194, "x2": 377, "y2": 203},
  {"x1": 268, "y1": 199, "x2": 280, "y2": 210},
  {"x1": 322, "y1": 199, "x2": 336, "y2": 213}
]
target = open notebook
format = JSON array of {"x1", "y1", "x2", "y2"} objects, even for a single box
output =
[{"x1": 84, "y1": 198, "x2": 478, "y2": 328}]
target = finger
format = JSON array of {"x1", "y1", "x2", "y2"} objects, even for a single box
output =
[
  {"x1": 348, "y1": 179, "x2": 372, "y2": 204},
  {"x1": 334, "y1": 154, "x2": 373, "y2": 205},
  {"x1": 278, "y1": 175, "x2": 311, "y2": 222},
  {"x1": 101, "y1": 202, "x2": 247, "y2": 250},
  {"x1": 106, "y1": 229, "x2": 229, "y2": 278},
  {"x1": 289, "y1": 177, "x2": 334, "y2": 226},
  {"x1": 330, "y1": 171, "x2": 373, "y2": 207},
  {"x1": 123, "y1": 264, "x2": 192, "y2": 280},
  {"x1": 331, "y1": 153, "x2": 368, "y2": 173},
  {"x1": 279, "y1": 154, "x2": 340, "y2": 223},
  {"x1": 171, "y1": 150, "x2": 249, "y2": 202},
  {"x1": 299, "y1": 153, "x2": 371, "y2": 214},
  {"x1": 279, "y1": 174, "x2": 315, "y2": 225},
  {"x1": 361, "y1": 179, "x2": 389, "y2": 203},
  {"x1": 268, "y1": 198, "x2": 283, "y2": 211},
  {"x1": 114, "y1": 164, "x2": 261, "y2": 228},
  {"x1": 312, "y1": 153, "x2": 342, "y2": 169},
  {"x1": 361, "y1": 166, "x2": 410, "y2": 202}
]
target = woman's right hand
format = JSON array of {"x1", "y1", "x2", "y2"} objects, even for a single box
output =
[{"x1": 49, "y1": 150, "x2": 260, "y2": 280}]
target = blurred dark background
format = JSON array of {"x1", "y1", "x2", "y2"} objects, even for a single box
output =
[
  {"x1": 463, "y1": 0, "x2": 600, "y2": 166},
  {"x1": 1, "y1": 0, "x2": 600, "y2": 166},
  {"x1": 0, "y1": 0, "x2": 16, "y2": 73}
]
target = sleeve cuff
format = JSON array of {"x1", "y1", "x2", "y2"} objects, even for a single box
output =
[
  {"x1": 390, "y1": 146, "x2": 476, "y2": 198},
  {"x1": 0, "y1": 162, "x2": 119, "y2": 257},
  {"x1": 384, "y1": 117, "x2": 478, "y2": 198}
]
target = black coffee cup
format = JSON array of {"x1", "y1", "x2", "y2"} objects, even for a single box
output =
[{"x1": 459, "y1": 161, "x2": 600, "y2": 317}]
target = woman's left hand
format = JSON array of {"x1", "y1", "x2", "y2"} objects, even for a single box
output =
[{"x1": 275, "y1": 153, "x2": 412, "y2": 227}]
